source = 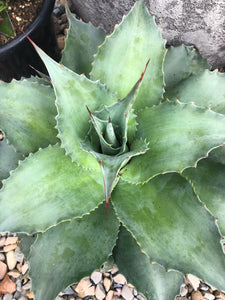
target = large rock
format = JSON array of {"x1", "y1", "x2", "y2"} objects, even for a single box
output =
[{"x1": 71, "y1": 0, "x2": 225, "y2": 68}]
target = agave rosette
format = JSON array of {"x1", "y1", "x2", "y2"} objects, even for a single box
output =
[{"x1": 0, "y1": 1, "x2": 225, "y2": 299}]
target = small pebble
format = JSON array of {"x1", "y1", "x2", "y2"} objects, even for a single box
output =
[
  {"x1": 21, "y1": 262, "x2": 29, "y2": 275},
  {"x1": 204, "y1": 293, "x2": 215, "y2": 300},
  {"x1": 112, "y1": 297, "x2": 121, "y2": 300},
  {"x1": 14, "y1": 291, "x2": 22, "y2": 299},
  {"x1": 17, "y1": 263, "x2": 22, "y2": 272},
  {"x1": 3, "y1": 244, "x2": 17, "y2": 252},
  {"x1": 6, "y1": 251, "x2": 17, "y2": 271},
  {"x1": 200, "y1": 283, "x2": 210, "y2": 292},
  {"x1": 113, "y1": 274, "x2": 126, "y2": 285},
  {"x1": 3, "y1": 294, "x2": 13, "y2": 300},
  {"x1": 110, "y1": 267, "x2": 119, "y2": 275},
  {"x1": 0, "y1": 253, "x2": 5, "y2": 261},
  {"x1": 0, "y1": 237, "x2": 6, "y2": 247},
  {"x1": 95, "y1": 283, "x2": 106, "y2": 300},
  {"x1": 63, "y1": 287, "x2": 75, "y2": 295},
  {"x1": 121, "y1": 285, "x2": 134, "y2": 300},
  {"x1": 91, "y1": 271, "x2": 102, "y2": 285},
  {"x1": 136, "y1": 294, "x2": 145, "y2": 300},
  {"x1": 115, "y1": 288, "x2": 121, "y2": 297},
  {"x1": 8, "y1": 270, "x2": 21, "y2": 279},
  {"x1": 113, "y1": 283, "x2": 123, "y2": 289},
  {"x1": 4, "y1": 237, "x2": 18, "y2": 246},
  {"x1": 106, "y1": 291, "x2": 114, "y2": 300},
  {"x1": 0, "y1": 261, "x2": 7, "y2": 280},
  {"x1": 187, "y1": 274, "x2": 200, "y2": 291},
  {"x1": 191, "y1": 290, "x2": 205, "y2": 300},
  {"x1": 103, "y1": 277, "x2": 111, "y2": 292},
  {"x1": 16, "y1": 280, "x2": 22, "y2": 293},
  {"x1": 0, "y1": 274, "x2": 17, "y2": 294},
  {"x1": 180, "y1": 285, "x2": 188, "y2": 297},
  {"x1": 213, "y1": 291, "x2": 225, "y2": 300},
  {"x1": 75, "y1": 278, "x2": 93, "y2": 298},
  {"x1": 22, "y1": 282, "x2": 31, "y2": 290},
  {"x1": 25, "y1": 291, "x2": 34, "y2": 299},
  {"x1": 14, "y1": 248, "x2": 24, "y2": 264}
]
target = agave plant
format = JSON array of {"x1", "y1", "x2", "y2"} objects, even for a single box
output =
[{"x1": 1, "y1": 1, "x2": 225, "y2": 299}]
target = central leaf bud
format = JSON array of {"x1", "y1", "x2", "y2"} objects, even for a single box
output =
[
  {"x1": 80, "y1": 61, "x2": 150, "y2": 217},
  {"x1": 104, "y1": 115, "x2": 120, "y2": 149}
]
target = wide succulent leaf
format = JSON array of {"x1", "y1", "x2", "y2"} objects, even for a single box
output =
[
  {"x1": 0, "y1": 139, "x2": 23, "y2": 188},
  {"x1": 164, "y1": 45, "x2": 210, "y2": 89},
  {"x1": 0, "y1": 144, "x2": 104, "y2": 233},
  {"x1": 123, "y1": 100, "x2": 225, "y2": 183},
  {"x1": 113, "y1": 226, "x2": 184, "y2": 300},
  {"x1": 29, "y1": 203, "x2": 120, "y2": 300},
  {"x1": 183, "y1": 158, "x2": 225, "y2": 236},
  {"x1": 90, "y1": 0, "x2": 166, "y2": 111},
  {"x1": 32, "y1": 42, "x2": 118, "y2": 170},
  {"x1": 165, "y1": 69, "x2": 225, "y2": 165},
  {"x1": 112, "y1": 174, "x2": 225, "y2": 291},
  {"x1": 0, "y1": 77, "x2": 58, "y2": 155},
  {"x1": 61, "y1": 4, "x2": 105, "y2": 77},
  {"x1": 165, "y1": 70, "x2": 225, "y2": 114}
]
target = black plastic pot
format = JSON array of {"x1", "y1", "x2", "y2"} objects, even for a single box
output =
[{"x1": 0, "y1": 0, "x2": 59, "y2": 82}]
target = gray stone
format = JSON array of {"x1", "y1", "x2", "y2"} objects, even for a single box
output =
[
  {"x1": 71, "y1": 0, "x2": 225, "y2": 68},
  {"x1": 91, "y1": 271, "x2": 102, "y2": 285},
  {"x1": 18, "y1": 297, "x2": 28, "y2": 300},
  {"x1": 3, "y1": 294, "x2": 13, "y2": 300},
  {"x1": 14, "y1": 291, "x2": 22, "y2": 299},
  {"x1": 16, "y1": 280, "x2": 22, "y2": 292},
  {"x1": 22, "y1": 281, "x2": 31, "y2": 290},
  {"x1": 95, "y1": 283, "x2": 106, "y2": 300},
  {"x1": 64, "y1": 286, "x2": 76, "y2": 295},
  {"x1": 14, "y1": 248, "x2": 24, "y2": 264}
]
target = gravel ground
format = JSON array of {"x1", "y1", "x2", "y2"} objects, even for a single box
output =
[
  {"x1": 1, "y1": 233, "x2": 225, "y2": 300},
  {"x1": 1, "y1": 1, "x2": 225, "y2": 300}
]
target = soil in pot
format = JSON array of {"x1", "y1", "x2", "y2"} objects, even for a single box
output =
[{"x1": 0, "y1": 0, "x2": 43, "y2": 45}]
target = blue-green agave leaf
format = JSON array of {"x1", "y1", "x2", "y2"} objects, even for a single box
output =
[
  {"x1": 164, "y1": 45, "x2": 210, "y2": 89},
  {"x1": 61, "y1": 3, "x2": 105, "y2": 76},
  {"x1": 0, "y1": 77, "x2": 58, "y2": 155},
  {"x1": 183, "y1": 157, "x2": 225, "y2": 236},
  {"x1": 113, "y1": 226, "x2": 184, "y2": 300},
  {"x1": 123, "y1": 100, "x2": 225, "y2": 183},
  {"x1": 90, "y1": 0, "x2": 166, "y2": 111},
  {"x1": 0, "y1": 144, "x2": 104, "y2": 233},
  {"x1": 112, "y1": 173, "x2": 225, "y2": 292},
  {"x1": 29, "y1": 203, "x2": 120, "y2": 300}
]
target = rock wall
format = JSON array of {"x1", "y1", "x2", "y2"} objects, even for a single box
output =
[{"x1": 71, "y1": 0, "x2": 225, "y2": 68}]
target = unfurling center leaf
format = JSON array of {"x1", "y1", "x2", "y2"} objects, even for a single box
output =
[{"x1": 81, "y1": 62, "x2": 150, "y2": 215}]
